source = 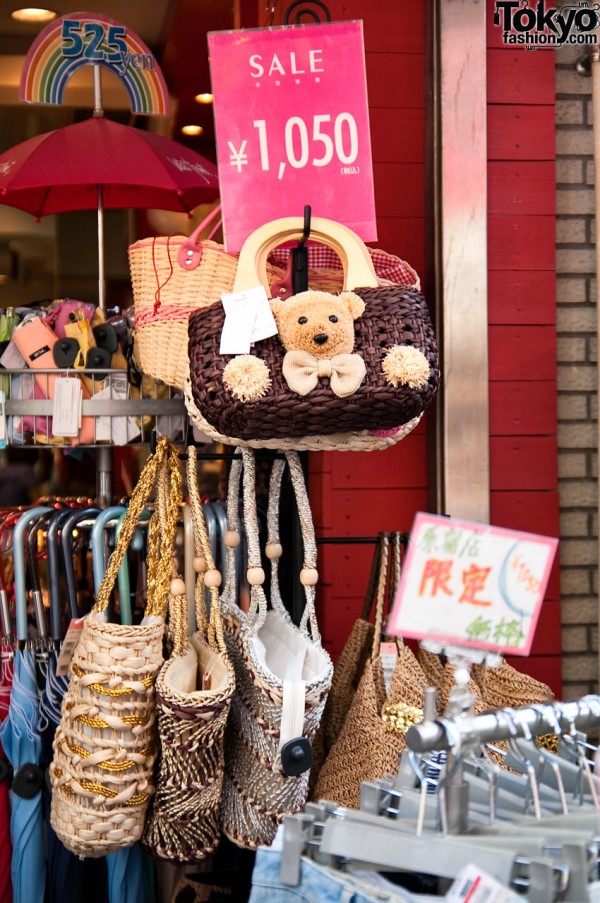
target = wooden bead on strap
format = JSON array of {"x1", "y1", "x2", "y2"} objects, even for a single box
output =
[
  {"x1": 265, "y1": 542, "x2": 283, "y2": 559},
  {"x1": 203, "y1": 568, "x2": 222, "y2": 588},
  {"x1": 224, "y1": 530, "x2": 241, "y2": 548},
  {"x1": 170, "y1": 577, "x2": 186, "y2": 597},
  {"x1": 299, "y1": 567, "x2": 318, "y2": 586},
  {"x1": 247, "y1": 567, "x2": 265, "y2": 586},
  {"x1": 193, "y1": 556, "x2": 207, "y2": 574}
]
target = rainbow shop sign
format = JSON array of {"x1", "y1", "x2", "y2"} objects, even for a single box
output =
[{"x1": 19, "y1": 12, "x2": 170, "y2": 116}]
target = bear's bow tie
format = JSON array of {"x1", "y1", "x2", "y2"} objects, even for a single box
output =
[{"x1": 282, "y1": 350, "x2": 366, "y2": 398}]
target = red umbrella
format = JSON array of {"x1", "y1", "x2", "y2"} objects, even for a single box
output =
[
  {"x1": 0, "y1": 115, "x2": 218, "y2": 217},
  {"x1": 0, "y1": 114, "x2": 219, "y2": 310}
]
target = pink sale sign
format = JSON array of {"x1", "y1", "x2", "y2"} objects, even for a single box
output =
[{"x1": 208, "y1": 21, "x2": 377, "y2": 251}]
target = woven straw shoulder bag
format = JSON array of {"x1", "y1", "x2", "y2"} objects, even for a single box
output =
[
  {"x1": 310, "y1": 533, "x2": 387, "y2": 791},
  {"x1": 142, "y1": 445, "x2": 235, "y2": 862},
  {"x1": 219, "y1": 448, "x2": 332, "y2": 849},
  {"x1": 50, "y1": 438, "x2": 178, "y2": 857},
  {"x1": 312, "y1": 534, "x2": 428, "y2": 809}
]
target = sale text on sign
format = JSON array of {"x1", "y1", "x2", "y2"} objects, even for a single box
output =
[
  {"x1": 208, "y1": 21, "x2": 377, "y2": 251},
  {"x1": 388, "y1": 513, "x2": 558, "y2": 656}
]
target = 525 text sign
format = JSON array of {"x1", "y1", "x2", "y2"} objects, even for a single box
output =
[
  {"x1": 388, "y1": 513, "x2": 558, "y2": 656},
  {"x1": 208, "y1": 21, "x2": 377, "y2": 251}
]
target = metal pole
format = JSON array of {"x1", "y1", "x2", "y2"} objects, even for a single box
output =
[
  {"x1": 92, "y1": 65, "x2": 106, "y2": 312},
  {"x1": 96, "y1": 447, "x2": 113, "y2": 510},
  {"x1": 92, "y1": 64, "x2": 110, "y2": 503}
]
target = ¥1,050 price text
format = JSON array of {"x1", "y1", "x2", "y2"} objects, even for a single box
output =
[{"x1": 228, "y1": 114, "x2": 360, "y2": 180}]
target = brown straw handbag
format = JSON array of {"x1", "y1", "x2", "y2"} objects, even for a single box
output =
[
  {"x1": 472, "y1": 657, "x2": 553, "y2": 709},
  {"x1": 50, "y1": 438, "x2": 177, "y2": 857},
  {"x1": 309, "y1": 533, "x2": 388, "y2": 791},
  {"x1": 219, "y1": 448, "x2": 332, "y2": 849},
  {"x1": 312, "y1": 534, "x2": 428, "y2": 809},
  {"x1": 142, "y1": 445, "x2": 235, "y2": 862},
  {"x1": 185, "y1": 215, "x2": 436, "y2": 452}
]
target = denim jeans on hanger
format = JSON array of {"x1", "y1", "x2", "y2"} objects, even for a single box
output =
[{"x1": 248, "y1": 848, "x2": 417, "y2": 903}]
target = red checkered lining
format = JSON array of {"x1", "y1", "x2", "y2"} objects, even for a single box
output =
[{"x1": 267, "y1": 244, "x2": 420, "y2": 288}]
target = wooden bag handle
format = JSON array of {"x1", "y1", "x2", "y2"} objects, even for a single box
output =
[{"x1": 233, "y1": 216, "x2": 379, "y2": 294}]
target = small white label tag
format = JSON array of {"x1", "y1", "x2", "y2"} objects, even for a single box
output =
[
  {"x1": 219, "y1": 290, "x2": 259, "y2": 355},
  {"x1": 93, "y1": 378, "x2": 140, "y2": 445},
  {"x1": 446, "y1": 865, "x2": 519, "y2": 903},
  {"x1": 0, "y1": 392, "x2": 6, "y2": 449},
  {"x1": 380, "y1": 641, "x2": 398, "y2": 694},
  {"x1": 219, "y1": 285, "x2": 278, "y2": 354},
  {"x1": 52, "y1": 377, "x2": 82, "y2": 437},
  {"x1": 0, "y1": 340, "x2": 26, "y2": 370},
  {"x1": 56, "y1": 616, "x2": 87, "y2": 677},
  {"x1": 250, "y1": 285, "x2": 278, "y2": 342}
]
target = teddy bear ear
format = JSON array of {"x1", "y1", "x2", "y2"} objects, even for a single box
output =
[{"x1": 339, "y1": 291, "x2": 366, "y2": 320}]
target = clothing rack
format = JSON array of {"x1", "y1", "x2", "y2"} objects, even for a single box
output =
[{"x1": 405, "y1": 695, "x2": 600, "y2": 753}]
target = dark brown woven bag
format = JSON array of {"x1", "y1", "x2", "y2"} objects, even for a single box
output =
[{"x1": 187, "y1": 217, "x2": 439, "y2": 447}]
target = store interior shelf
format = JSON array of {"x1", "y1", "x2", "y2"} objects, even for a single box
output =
[{"x1": 2, "y1": 368, "x2": 186, "y2": 448}]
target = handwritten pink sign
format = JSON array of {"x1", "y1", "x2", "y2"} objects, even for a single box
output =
[
  {"x1": 388, "y1": 513, "x2": 558, "y2": 656},
  {"x1": 208, "y1": 21, "x2": 377, "y2": 251}
]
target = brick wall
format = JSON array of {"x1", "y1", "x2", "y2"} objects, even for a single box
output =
[{"x1": 555, "y1": 43, "x2": 598, "y2": 698}]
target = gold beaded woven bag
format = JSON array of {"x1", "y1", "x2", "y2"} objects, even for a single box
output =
[
  {"x1": 50, "y1": 437, "x2": 178, "y2": 858},
  {"x1": 219, "y1": 448, "x2": 333, "y2": 849},
  {"x1": 142, "y1": 445, "x2": 235, "y2": 862}
]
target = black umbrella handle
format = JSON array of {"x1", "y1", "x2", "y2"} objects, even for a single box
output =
[
  {"x1": 60, "y1": 508, "x2": 100, "y2": 621},
  {"x1": 47, "y1": 508, "x2": 76, "y2": 643}
]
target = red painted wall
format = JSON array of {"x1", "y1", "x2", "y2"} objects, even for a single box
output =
[{"x1": 308, "y1": 0, "x2": 561, "y2": 696}]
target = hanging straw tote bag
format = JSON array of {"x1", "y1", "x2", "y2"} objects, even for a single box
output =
[
  {"x1": 312, "y1": 534, "x2": 428, "y2": 810},
  {"x1": 309, "y1": 533, "x2": 388, "y2": 791},
  {"x1": 50, "y1": 438, "x2": 178, "y2": 857},
  {"x1": 142, "y1": 445, "x2": 235, "y2": 862},
  {"x1": 219, "y1": 448, "x2": 332, "y2": 849}
]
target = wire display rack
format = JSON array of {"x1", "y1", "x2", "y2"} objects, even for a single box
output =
[{"x1": 1, "y1": 368, "x2": 186, "y2": 448}]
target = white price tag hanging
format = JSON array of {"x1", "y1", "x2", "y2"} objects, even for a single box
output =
[
  {"x1": 52, "y1": 377, "x2": 82, "y2": 437},
  {"x1": 446, "y1": 865, "x2": 519, "y2": 903},
  {"x1": 380, "y1": 641, "x2": 398, "y2": 694},
  {"x1": 220, "y1": 284, "x2": 278, "y2": 355},
  {"x1": 56, "y1": 616, "x2": 87, "y2": 677},
  {"x1": 0, "y1": 340, "x2": 26, "y2": 370}
]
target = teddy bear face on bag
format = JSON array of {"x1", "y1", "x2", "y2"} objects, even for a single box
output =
[{"x1": 270, "y1": 290, "x2": 365, "y2": 358}]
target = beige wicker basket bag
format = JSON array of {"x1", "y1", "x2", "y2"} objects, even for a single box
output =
[
  {"x1": 142, "y1": 445, "x2": 235, "y2": 862},
  {"x1": 50, "y1": 437, "x2": 178, "y2": 857},
  {"x1": 219, "y1": 448, "x2": 333, "y2": 849},
  {"x1": 128, "y1": 207, "x2": 286, "y2": 390}
]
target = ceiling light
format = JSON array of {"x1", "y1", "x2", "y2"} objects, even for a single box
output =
[
  {"x1": 11, "y1": 8, "x2": 57, "y2": 22},
  {"x1": 181, "y1": 124, "x2": 204, "y2": 136},
  {"x1": 194, "y1": 93, "x2": 214, "y2": 104}
]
